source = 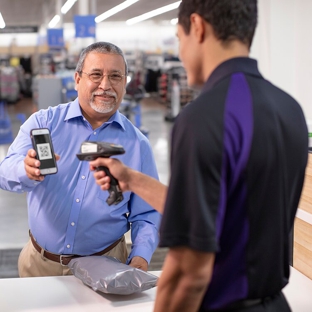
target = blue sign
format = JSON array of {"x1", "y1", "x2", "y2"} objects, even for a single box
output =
[
  {"x1": 74, "y1": 15, "x2": 96, "y2": 38},
  {"x1": 47, "y1": 28, "x2": 64, "y2": 47}
]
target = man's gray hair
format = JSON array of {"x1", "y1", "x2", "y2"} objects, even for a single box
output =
[{"x1": 75, "y1": 42, "x2": 128, "y2": 75}]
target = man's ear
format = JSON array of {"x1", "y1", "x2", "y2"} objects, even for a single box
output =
[
  {"x1": 190, "y1": 13, "x2": 206, "y2": 43},
  {"x1": 74, "y1": 71, "x2": 80, "y2": 91}
]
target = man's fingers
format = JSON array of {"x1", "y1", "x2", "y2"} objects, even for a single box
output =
[
  {"x1": 24, "y1": 149, "x2": 44, "y2": 181},
  {"x1": 28, "y1": 148, "x2": 37, "y2": 158}
]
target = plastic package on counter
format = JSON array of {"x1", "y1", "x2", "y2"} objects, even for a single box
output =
[{"x1": 68, "y1": 255, "x2": 158, "y2": 295}]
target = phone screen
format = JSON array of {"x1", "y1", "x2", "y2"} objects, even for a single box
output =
[{"x1": 31, "y1": 129, "x2": 58, "y2": 175}]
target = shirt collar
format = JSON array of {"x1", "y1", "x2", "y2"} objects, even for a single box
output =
[
  {"x1": 64, "y1": 97, "x2": 126, "y2": 131},
  {"x1": 64, "y1": 98, "x2": 81, "y2": 120},
  {"x1": 202, "y1": 57, "x2": 262, "y2": 93}
]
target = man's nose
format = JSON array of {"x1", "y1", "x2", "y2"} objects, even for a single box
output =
[{"x1": 98, "y1": 75, "x2": 112, "y2": 89}]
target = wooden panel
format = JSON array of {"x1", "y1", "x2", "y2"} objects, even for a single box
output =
[
  {"x1": 293, "y1": 217, "x2": 312, "y2": 279},
  {"x1": 298, "y1": 154, "x2": 312, "y2": 214}
]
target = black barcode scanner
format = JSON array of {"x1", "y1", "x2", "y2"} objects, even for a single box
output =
[{"x1": 76, "y1": 141, "x2": 125, "y2": 205}]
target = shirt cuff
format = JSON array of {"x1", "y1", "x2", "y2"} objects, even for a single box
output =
[
  {"x1": 127, "y1": 245, "x2": 155, "y2": 264},
  {"x1": 18, "y1": 162, "x2": 41, "y2": 190}
]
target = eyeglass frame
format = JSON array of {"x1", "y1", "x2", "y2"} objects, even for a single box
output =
[{"x1": 79, "y1": 71, "x2": 127, "y2": 85}]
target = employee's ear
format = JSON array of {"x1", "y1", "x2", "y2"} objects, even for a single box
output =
[{"x1": 190, "y1": 13, "x2": 206, "y2": 43}]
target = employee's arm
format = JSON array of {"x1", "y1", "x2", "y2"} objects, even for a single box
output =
[
  {"x1": 154, "y1": 247, "x2": 215, "y2": 312},
  {"x1": 90, "y1": 158, "x2": 167, "y2": 214}
]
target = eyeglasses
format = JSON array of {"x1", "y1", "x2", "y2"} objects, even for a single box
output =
[{"x1": 81, "y1": 71, "x2": 126, "y2": 85}]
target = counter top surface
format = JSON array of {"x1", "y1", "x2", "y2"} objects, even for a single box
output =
[{"x1": 1, "y1": 268, "x2": 312, "y2": 312}]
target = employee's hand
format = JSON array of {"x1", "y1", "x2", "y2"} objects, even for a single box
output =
[
  {"x1": 129, "y1": 256, "x2": 148, "y2": 271},
  {"x1": 24, "y1": 149, "x2": 60, "y2": 181},
  {"x1": 90, "y1": 158, "x2": 132, "y2": 192},
  {"x1": 90, "y1": 157, "x2": 167, "y2": 214}
]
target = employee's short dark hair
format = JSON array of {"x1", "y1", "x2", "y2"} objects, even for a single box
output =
[
  {"x1": 75, "y1": 41, "x2": 128, "y2": 75},
  {"x1": 178, "y1": 0, "x2": 258, "y2": 48}
]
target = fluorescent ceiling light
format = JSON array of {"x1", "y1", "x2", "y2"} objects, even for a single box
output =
[
  {"x1": 0, "y1": 12, "x2": 5, "y2": 29},
  {"x1": 95, "y1": 0, "x2": 139, "y2": 23},
  {"x1": 171, "y1": 18, "x2": 178, "y2": 25},
  {"x1": 48, "y1": 15, "x2": 60, "y2": 28},
  {"x1": 61, "y1": 0, "x2": 77, "y2": 15},
  {"x1": 126, "y1": 1, "x2": 181, "y2": 25}
]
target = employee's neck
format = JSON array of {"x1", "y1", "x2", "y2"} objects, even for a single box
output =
[{"x1": 203, "y1": 40, "x2": 250, "y2": 82}]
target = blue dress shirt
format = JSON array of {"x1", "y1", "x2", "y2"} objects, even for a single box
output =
[{"x1": 0, "y1": 98, "x2": 161, "y2": 263}]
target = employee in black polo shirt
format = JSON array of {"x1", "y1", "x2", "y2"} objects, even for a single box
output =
[{"x1": 90, "y1": 0, "x2": 309, "y2": 311}]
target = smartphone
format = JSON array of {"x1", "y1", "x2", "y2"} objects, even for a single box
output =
[{"x1": 30, "y1": 128, "x2": 58, "y2": 175}]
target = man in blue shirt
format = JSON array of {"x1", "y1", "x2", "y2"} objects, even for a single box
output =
[{"x1": 0, "y1": 42, "x2": 161, "y2": 277}]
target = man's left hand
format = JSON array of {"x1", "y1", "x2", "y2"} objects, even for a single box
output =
[{"x1": 129, "y1": 256, "x2": 148, "y2": 271}]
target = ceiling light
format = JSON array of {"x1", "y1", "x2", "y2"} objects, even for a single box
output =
[
  {"x1": 48, "y1": 15, "x2": 61, "y2": 28},
  {"x1": 126, "y1": 1, "x2": 181, "y2": 25},
  {"x1": 61, "y1": 0, "x2": 77, "y2": 15},
  {"x1": 95, "y1": 0, "x2": 139, "y2": 23},
  {"x1": 171, "y1": 18, "x2": 178, "y2": 25},
  {"x1": 0, "y1": 12, "x2": 5, "y2": 29}
]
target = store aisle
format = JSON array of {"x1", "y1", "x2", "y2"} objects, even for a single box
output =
[{"x1": 0, "y1": 96, "x2": 172, "y2": 276}]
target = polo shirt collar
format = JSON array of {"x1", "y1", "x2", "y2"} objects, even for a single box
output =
[
  {"x1": 64, "y1": 97, "x2": 126, "y2": 130},
  {"x1": 202, "y1": 57, "x2": 262, "y2": 93}
]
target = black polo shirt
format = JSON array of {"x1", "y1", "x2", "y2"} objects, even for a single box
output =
[{"x1": 159, "y1": 57, "x2": 308, "y2": 310}]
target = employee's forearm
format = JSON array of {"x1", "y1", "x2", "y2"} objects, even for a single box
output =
[
  {"x1": 154, "y1": 253, "x2": 211, "y2": 312},
  {"x1": 154, "y1": 248, "x2": 214, "y2": 312},
  {"x1": 128, "y1": 169, "x2": 167, "y2": 214},
  {"x1": 154, "y1": 277, "x2": 207, "y2": 312}
]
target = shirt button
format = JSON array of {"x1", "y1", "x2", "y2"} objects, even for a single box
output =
[
  {"x1": 93, "y1": 132, "x2": 96, "y2": 135},
  {"x1": 67, "y1": 244, "x2": 70, "y2": 249},
  {"x1": 81, "y1": 176, "x2": 86, "y2": 180},
  {"x1": 76, "y1": 199, "x2": 80, "y2": 203},
  {"x1": 71, "y1": 222, "x2": 75, "y2": 226}
]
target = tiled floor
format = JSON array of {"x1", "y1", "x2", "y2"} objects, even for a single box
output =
[{"x1": 0, "y1": 95, "x2": 172, "y2": 275}]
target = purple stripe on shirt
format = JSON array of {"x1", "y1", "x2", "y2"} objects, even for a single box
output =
[{"x1": 203, "y1": 73, "x2": 254, "y2": 309}]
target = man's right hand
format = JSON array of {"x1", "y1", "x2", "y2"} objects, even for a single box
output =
[
  {"x1": 24, "y1": 149, "x2": 60, "y2": 181},
  {"x1": 24, "y1": 149, "x2": 44, "y2": 181}
]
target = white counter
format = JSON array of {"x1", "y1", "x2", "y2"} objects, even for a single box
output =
[
  {"x1": 0, "y1": 271, "x2": 161, "y2": 312},
  {"x1": 0, "y1": 268, "x2": 311, "y2": 312},
  {"x1": 283, "y1": 267, "x2": 312, "y2": 312}
]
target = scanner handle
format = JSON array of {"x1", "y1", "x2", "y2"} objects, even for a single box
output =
[{"x1": 97, "y1": 166, "x2": 123, "y2": 205}]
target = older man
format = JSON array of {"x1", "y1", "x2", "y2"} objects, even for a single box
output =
[{"x1": 0, "y1": 42, "x2": 161, "y2": 277}]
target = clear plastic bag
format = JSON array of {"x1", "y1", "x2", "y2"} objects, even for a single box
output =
[{"x1": 68, "y1": 255, "x2": 158, "y2": 295}]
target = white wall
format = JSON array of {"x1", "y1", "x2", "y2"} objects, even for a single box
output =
[{"x1": 251, "y1": 0, "x2": 312, "y2": 124}]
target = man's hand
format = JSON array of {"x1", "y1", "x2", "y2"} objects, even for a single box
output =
[
  {"x1": 129, "y1": 256, "x2": 148, "y2": 271},
  {"x1": 24, "y1": 149, "x2": 60, "y2": 181},
  {"x1": 90, "y1": 158, "x2": 132, "y2": 192}
]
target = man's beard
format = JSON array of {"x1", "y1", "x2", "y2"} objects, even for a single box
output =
[{"x1": 90, "y1": 91, "x2": 118, "y2": 114}]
